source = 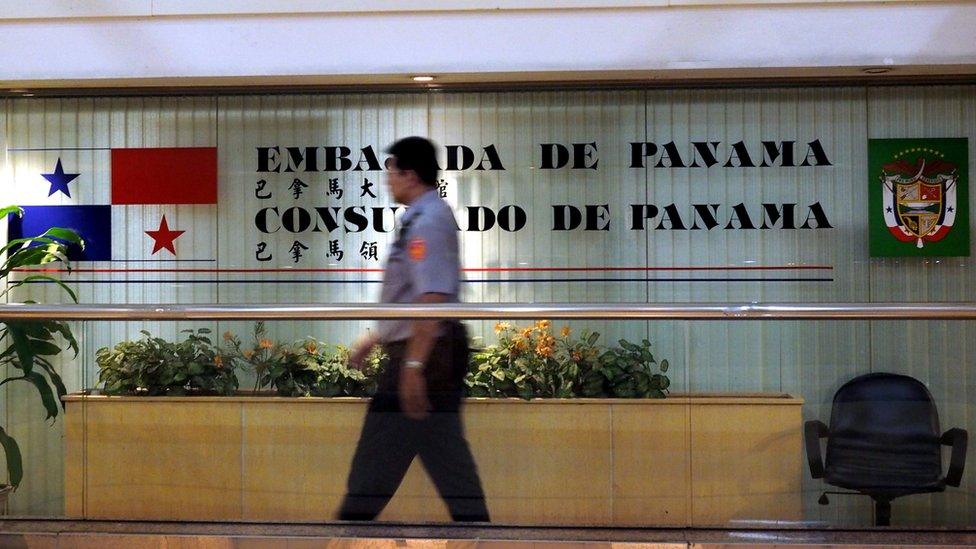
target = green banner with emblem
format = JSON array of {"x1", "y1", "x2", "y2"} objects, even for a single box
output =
[{"x1": 869, "y1": 138, "x2": 970, "y2": 257}]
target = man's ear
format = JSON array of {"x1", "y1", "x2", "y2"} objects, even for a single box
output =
[{"x1": 407, "y1": 170, "x2": 424, "y2": 187}]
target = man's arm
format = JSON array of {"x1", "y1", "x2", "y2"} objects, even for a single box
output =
[
  {"x1": 398, "y1": 292, "x2": 449, "y2": 419},
  {"x1": 347, "y1": 331, "x2": 379, "y2": 371},
  {"x1": 405, "y1": 292, "x2": 448, "y2": 365}
]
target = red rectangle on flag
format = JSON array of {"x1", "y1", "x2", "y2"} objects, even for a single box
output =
[{"x1": 111, "y1": 147, "x2": 217, "y2": 204}]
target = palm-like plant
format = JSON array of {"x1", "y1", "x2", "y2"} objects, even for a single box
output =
[{"x1": 0, "y1": 205, "x2": 82, "y2": 489}]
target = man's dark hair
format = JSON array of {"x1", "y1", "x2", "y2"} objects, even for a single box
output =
[{"x1": 386, "y1": 136, "x2": 439, "y2": 186}]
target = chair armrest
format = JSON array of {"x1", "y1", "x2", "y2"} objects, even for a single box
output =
[
  {"x1": 805, "y1": 420, "x2": 829, "y2": 479},
  {"x1": 941, "y1": 428, "x2": 968, "y2": 487}
]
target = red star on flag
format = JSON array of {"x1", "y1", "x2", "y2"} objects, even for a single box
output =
[{"x1": 145, "y1": 215, "x2": 186, "y2": 255}]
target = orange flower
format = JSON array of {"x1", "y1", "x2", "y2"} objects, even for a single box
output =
[
  {"x1": 494, "y1": 321, "x2": 510, "y2": 334},
  {"x1": 214, "y1": 355, "x2": 224, "y2": 367},
  {"x1": 521, "y1": 327, "x2": 533, "y2": 338},
  {"x1": 259, "y1": 338, "x2": 274, "y2": 349},
  {"x1": 535, "y1": 319, "x2": 551, "y2": 330},
  {"x1": 243, "y1": 350, "x2": 254, "y2": 360},
  {"x1": 514, "y1": 339, "x2": 529, "y2": 352},
  {"x1": 536, "y1": 345, "x2": 553, "y2": 358},
  {"x1": 304, "y1": 340, "x2": 317, "y2": 353},
  {"x1": 571, "y1": 351, "x2": 582, "y2": 362},
  {"x1": 560, "y1": 326, "x2": 571, "y2": 337},
  {"x1": 222, "y1": 331, "x2": 233, "y2": 341}
]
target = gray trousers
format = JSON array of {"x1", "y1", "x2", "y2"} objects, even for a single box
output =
[{"x1": 337, "y1": 325, "x2": 490, "y2": 522}]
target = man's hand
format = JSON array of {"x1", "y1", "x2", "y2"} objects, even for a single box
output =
[
  {"x1": 348, "y1": 334, "x2": 378, "y2": 371},
  {"x1": 399, "y1": 367, "x2": 431, "y2": 420}
]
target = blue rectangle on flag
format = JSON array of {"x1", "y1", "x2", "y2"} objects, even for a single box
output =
[{"x1": 7, "y1": 205, "x2": 112, "y2": 261}]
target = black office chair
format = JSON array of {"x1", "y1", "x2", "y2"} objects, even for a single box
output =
[{"x1": 805, "y1": 372, "x2": 967, "y2": 526}]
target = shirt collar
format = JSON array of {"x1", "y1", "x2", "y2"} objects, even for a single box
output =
[{"x1": 401, "y1": 188, "x2": 438, "y2": 224}]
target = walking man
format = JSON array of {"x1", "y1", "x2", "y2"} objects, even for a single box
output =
[{"x1": 338, "y1": 136, "x2": 490, "y2": 522}]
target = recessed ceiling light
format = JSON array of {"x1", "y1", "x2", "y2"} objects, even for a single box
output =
[
  {"x1": 862, "y1": 67, "x2": 892, "y2": 74},
  {"x1": 412, "y1": 75, "x2": 435, "y2": 82}
]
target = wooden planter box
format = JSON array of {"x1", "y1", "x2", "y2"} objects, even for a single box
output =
[{"x1": 64, "y1": 393, "x2": 803, "y2": 526}]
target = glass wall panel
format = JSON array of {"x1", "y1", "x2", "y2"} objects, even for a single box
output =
[
  {"x1": 0, "y1": 85, "x2": 973, "y2": 528},
  {"x1": 0, "y1": 317, "x2": 969, "y2": 527}
]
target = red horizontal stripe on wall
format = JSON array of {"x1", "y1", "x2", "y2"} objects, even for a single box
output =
[{"x1": 111, "y1": 147, "x2": 217, "y2": 204}]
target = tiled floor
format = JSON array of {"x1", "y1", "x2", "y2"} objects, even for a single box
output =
[
  {"x1": 1, "y1": 521, "x2": 975, "y2": 548},
  {"x1": 0, "y1": 538, "x2": 685, "y2": 549}
]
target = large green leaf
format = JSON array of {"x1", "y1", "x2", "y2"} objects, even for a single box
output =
[
  {"x1": 0, "y1": 235, "x2": 59, "y2": 257},
  {"x1": 39, "y1": 227, "x2": 84, "y2": 247},
  {"x1": 24, "y1": 338, "x2": 62, "y2": 357},
  {"x1": 640, "y1": 349, "x2": 655, "y2": 364},
  {"x1": 24, "y1": 371, "x2": 59, "y2": 421},
  {"x1": 46, "y1": 321, "x2": 79, "y2": 356},
  {"x1": 21, "y1": 322, "x2": 53, "y2": 340},
  {"x1": 1, "y1": 247, "x2": 51, "y2": 274},
  {"x1": 618, "y1": 339, "x2": 639, "y2": 352},
  {"x1": 6, "y1": 324, "x2": 35, "y2": 374},
  {"x1": 34, "y1": 358, "x2": 68, "y2": 411},
  {"x1": 0, "y1": 426, "x2": 23, "y2": 489},
  {"x1": 0, "y1": 345, "x2": 18, "y2": 363},
  {"x1": 0, "y1": 205, "x2": 24, "y2": 219}
]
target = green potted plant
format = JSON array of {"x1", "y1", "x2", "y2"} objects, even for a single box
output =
[
  {"x1": 599, "y1": 337, "x2": 670, "y2": 398},
  {"x1": 466, "y1": 320, "x2": 670, "y2": 399},
  {"x1": 468, "y1": 320, "x2": 579, "y2": 398},
  {"x1": 219, "y1": 322, "x2": 315, "y2": 396},
  {"x1": 310, "y1": 343, "x2": 384, "y2": 397},
  {"x1": 0, "y1": 206, "x2": 82, "y2": 502},
  {"x1": 218, "y1": 322, "x2": 386, "y2": 397},
  {"x1": 96, "y1": 328, "x2": 238, "y2": 396}
]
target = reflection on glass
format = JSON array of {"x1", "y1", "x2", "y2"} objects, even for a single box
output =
[{"x1": 0, "y1": 318, "x2": 948, "y2": 528}]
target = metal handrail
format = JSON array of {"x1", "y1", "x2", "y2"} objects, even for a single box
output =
[{"x1": 0, "y1": 302, "x2": 975, "y2": 320}]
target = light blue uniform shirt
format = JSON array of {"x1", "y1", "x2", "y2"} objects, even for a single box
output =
[{"x1": 376, "y1": 189, "x2": 460, "y2": 343}]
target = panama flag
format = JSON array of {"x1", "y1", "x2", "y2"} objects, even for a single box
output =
[
  {"x1": 111, "y1": 148, "x2": 217, "y2": 205},
  {"x1": 6, "y1": 147, "x2": 217, "y2": 261}
]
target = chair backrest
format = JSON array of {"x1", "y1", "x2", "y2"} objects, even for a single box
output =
[{"x1": 825, "y1": 372, "x2": 942, "y2": 489}]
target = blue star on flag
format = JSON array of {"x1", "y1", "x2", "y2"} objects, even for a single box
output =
[{"x1": 41, "y1": 158, "x2": 80, "y2": 198}]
